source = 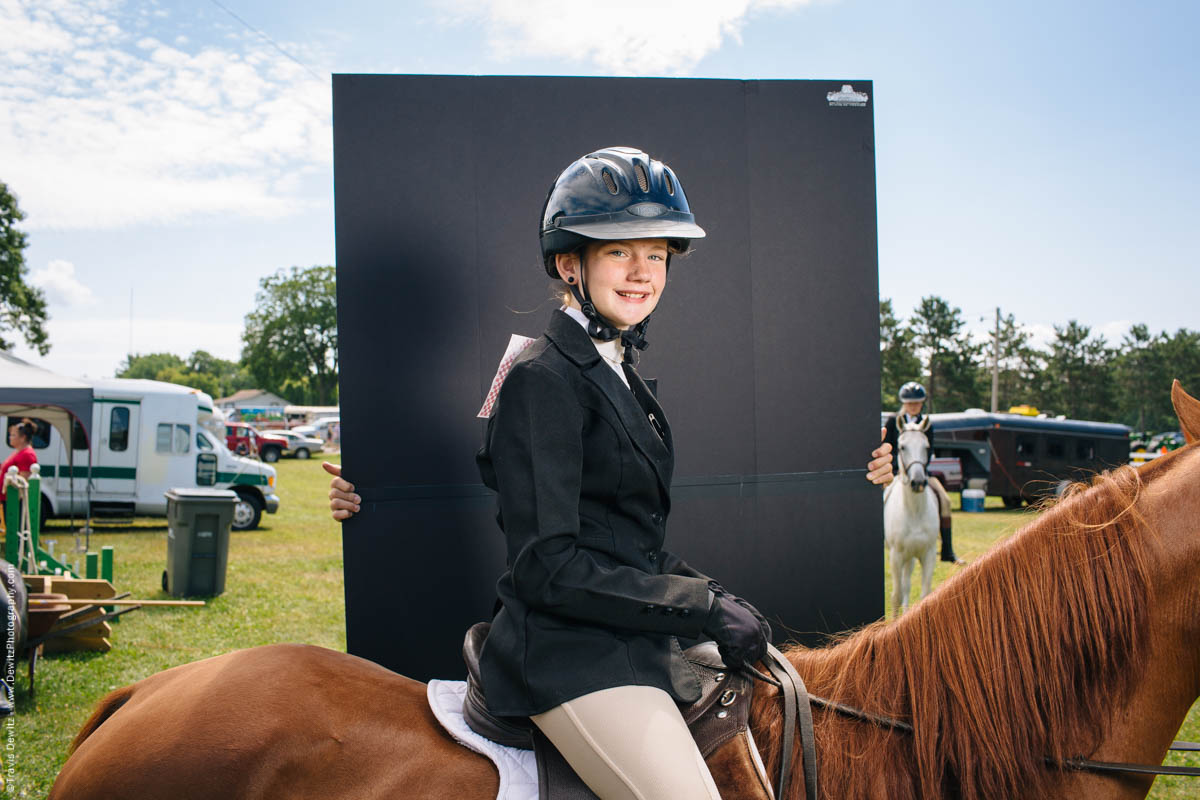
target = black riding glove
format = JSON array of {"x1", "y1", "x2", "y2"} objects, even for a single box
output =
[
  {"x1": 703, "y1": 593, "x2": 768, "y2": 669},
  {"x1": 707, "y1": 580, "x2": 772, "y2": 643}
]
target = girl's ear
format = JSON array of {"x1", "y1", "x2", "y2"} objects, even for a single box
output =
[{"x1": 555, "y1": 252, "x2": 579, "y2": 285}]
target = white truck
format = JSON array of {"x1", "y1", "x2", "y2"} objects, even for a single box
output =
[{"x1": 1, "y1": 378, "x2": 280, "y2": 530}]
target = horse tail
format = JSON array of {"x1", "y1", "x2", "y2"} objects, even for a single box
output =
[{"x1": 68, "y1": 685, "x2": 135, "y2": 754}]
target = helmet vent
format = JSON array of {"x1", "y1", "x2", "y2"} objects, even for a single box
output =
[
  {"x1": 634, "y1": 163, "x2": 649, "y2": 192},
  {"x1": 664, "y1": 172, "x2": 675, "y2": 196},
  {"x1": 601, "y1": 169, "x2": 619, "y2": 195}
]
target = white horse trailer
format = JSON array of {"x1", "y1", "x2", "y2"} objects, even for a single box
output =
[{"x1": 1, "y1": 378, "x2": 280, "y2": 530}]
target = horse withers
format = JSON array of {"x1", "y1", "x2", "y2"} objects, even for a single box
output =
[{"x1": 883, "y1": 422, "x2": 939, "y2": 614}]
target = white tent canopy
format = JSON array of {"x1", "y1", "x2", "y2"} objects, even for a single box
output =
[{"x1": 0, "y1": 350, "x2": 94, "y2": 448}]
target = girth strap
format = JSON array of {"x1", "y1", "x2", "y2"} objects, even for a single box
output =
[{"x1": 763, "y1": 644, "x2": 818, "y2": 800}]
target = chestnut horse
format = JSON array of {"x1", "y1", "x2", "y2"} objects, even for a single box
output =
[{"x1": 50, "y1": 383, "x2": 1200, "y2": 800}]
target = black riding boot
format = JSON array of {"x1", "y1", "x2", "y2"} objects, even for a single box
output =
[{"x1": 939, "y1": 519, "x2": 958, "y2": 563}]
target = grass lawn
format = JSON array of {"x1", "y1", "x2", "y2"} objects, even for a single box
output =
[
  {"x1": 7, "y1": 455, "x2": 346, "y2": 798},
  {"x1": 6, "y1": 463, "x2": 1197, "y2": 797}
]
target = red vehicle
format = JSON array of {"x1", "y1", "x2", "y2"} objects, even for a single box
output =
[
  {"x1": 224, "y1": 422, "x2": 290, "y2": 462},
  {"x1": 928, "y1": 456, "x2": 963, "y2": 492}
]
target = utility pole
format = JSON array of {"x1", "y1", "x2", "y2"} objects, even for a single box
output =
[{"x1": 991, "y1": 307, "x2": 1000, "y2": 413}]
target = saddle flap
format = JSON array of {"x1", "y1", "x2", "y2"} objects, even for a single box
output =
[
  {"x1": 463, "y1": 621, "x2": 489, "y2": 687},
  {"x1": 683, "y1": 661, "x2": 754, "y2": 756},
  {"x1": 462, "y1": 622, "x2": 536, "y2": 749},
  {"x1": 533, "y1": 727, "x2": 601, "y2": 800},
  {"x1": 682, "y1": 640, "x2": 727, "y2": 670}
]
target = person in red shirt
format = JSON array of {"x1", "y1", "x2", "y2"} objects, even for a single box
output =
[{"x1": 2, "y1": 418, "x2": 38, "y2": 508}]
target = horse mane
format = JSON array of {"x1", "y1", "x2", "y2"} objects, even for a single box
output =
[{"x1": 751, "y1": 456, "x2": 1180, "y2": 800}]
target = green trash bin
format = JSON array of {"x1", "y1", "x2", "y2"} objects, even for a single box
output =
[{"x1": 163, "y1": 488, "x2": 238, "y2": 597}]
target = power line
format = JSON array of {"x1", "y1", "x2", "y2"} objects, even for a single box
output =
[{"x1": 205, "y1": 0, "x2": 325, "y2": 83}]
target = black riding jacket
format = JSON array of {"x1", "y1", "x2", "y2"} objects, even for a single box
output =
[{"x1": 476, "y1": 310, "x2": 714, "y2": 717}]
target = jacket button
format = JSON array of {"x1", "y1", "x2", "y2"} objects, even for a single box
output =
[
  {"x1": 641, "y1": 605, "x2": 655, "y2": 614},
  {"x1": 647, "y1": 550, "x2": 658, "y2": 562},
  {"x1": 661, "y1": 607, "x2": 674, "y2": 616},
  {"x1": 651, "y1": 513, "x2": 663, "y2": 524},
  {"x1": 679, "y1": 609, "x2": 690, "y2": 618}
]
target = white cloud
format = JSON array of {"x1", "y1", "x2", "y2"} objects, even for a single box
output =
[
  {"x1": 1022, "y1": 320, "x2": 1138, "y2": 350},
  {"x1": 1023, "y1": 322, "x2": 1057, "y2": 351},
  {"x1": 11, "y1": 316, "x2": 243, "y2": 379},
  {"x1": 29, "y1": 259, "x2": 98, "y2": 308},
  {"x1": 435, "y1": 0, "x2": 819, "y2": 75},
  {"x1": 1095, "y1": 319, "x2": 1134, "y2": 345},
  {"x1": 0, "y1": 0, "x2": 331, "y2": 230}
]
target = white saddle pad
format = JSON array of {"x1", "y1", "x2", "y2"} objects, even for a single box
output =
[{"x1": 427, "y1": 679, "x2": 539, "y2": 800}]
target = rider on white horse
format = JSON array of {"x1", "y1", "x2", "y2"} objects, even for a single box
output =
[{"x1": 883, "y1": 382, "x2": 963, "y2": 564}]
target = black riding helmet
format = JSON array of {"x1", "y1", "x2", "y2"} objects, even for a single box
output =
[
  {"x1": 539, "y1": 147, "x2": 706, "y2": 359},
  {"x1": 898, "y1": 382, "x2": 927, "y2": 403}
]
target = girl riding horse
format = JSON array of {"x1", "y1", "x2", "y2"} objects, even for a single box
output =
[
  {"x1": 883, "y1": 381, "x2": 961, "y2": 563},
  {"x1": 326, "y1": 146, "x2": 894, "y2": 799},
  {"x1": 52, "y1": 383, "x2": 1200, "y2": 800}
]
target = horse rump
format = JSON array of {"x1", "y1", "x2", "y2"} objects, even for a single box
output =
[{"x1": 68, "y1": 684, "x2": 135, "y2": 754}]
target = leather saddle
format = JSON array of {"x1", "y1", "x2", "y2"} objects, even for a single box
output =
[{"x1": 460, "y1": 622, "x2": 774, "y2": 800}]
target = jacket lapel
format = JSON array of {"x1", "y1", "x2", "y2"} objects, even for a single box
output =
[
  {"x1": 624, "y1": 364, "x2": 673, "y2": 457},
  {"x1": 545, "y1": 311, "x2": 674, "y2": 496}
]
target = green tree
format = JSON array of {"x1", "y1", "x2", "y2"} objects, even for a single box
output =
[
  {"x1": 117, "y1": 350, "x2": 253, "y2": 399},
  {"x1": 879, "y1": 299, "x2": 922, "y2": 411},
  {"x1": 907, "y1": 296, "x2": 983, "y2": 413},
  {"x1": 187, "y1": 349, "x2": 255, "y2": 398},
  {"x1": 241, "y1": 266, "x2": 338, "y2": 405},
  {"x1": 154, "y1": 365, "x2": 220, "y2": 397},
  {"x1": 936, "y1": 341, "x2": 985, "y2": 413},
  {"x1": 990, "y1": 312, "x2": 1045, "y2": 411},
  {"x1": 1109, "y1": 327, "x2": 1200, "y2": 431},
  {"x1": 1113, "y1": 324, "x2": 1167, "y2": 431},
  {"x1": 1041, "y1": 321, "x2": 1114, "y2": 420},
  {"x1": 1159, "y1": 329, "x2": 1200, "y2": 427},
  {"x1": 117, "y1": 352, "x2": 187, "y2": 379},
  {"x1": 0, "y1": 181, "x2": 50, "y2": 355}
]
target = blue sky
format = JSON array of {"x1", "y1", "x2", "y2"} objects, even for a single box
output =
[{"x1": 2, "y1": 0, "x2": 1197, "y2": 379}]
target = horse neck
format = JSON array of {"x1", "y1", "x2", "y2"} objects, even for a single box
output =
[
  {"x1": 1064, "y1": 618, "x2": 1200, "y2": 799},
  {"x1": 1059, "y1": 449, "x2": 1200, "y2": 798},
  {"x1": 750, "y1": 449, "x2": 1200, "y2": 800}
]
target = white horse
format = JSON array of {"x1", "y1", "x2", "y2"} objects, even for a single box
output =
[{"x1": 883, "y1": 422, "x2": 940, "y2": 615}]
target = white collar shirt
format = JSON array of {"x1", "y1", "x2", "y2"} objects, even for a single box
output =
[{"x1": 563, "y1": 306, "x2": 630, "y2": 389}]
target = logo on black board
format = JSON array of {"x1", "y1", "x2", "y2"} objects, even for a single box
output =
[{"x1": 827, "y1": 84, "x2": 869, "y2": 107}]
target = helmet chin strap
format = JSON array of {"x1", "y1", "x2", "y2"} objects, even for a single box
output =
[{"x1": 569, "y1": 252, "x2": 650, "y2": 364}]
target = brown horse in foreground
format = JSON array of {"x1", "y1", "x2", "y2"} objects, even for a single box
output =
[{"x1": 50, "y1": 383, "x2": 1200, "y2": 800}]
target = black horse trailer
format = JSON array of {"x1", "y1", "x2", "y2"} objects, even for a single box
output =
[{"x1": 926, "y1": 412, "x2": 1130, "y2": 508}]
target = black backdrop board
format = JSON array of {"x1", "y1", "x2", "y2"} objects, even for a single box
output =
[{"x1": 334, "y1": 75, "x2": 882, "y2": 680}]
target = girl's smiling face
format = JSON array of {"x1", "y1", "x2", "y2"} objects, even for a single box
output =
[{"x1": 556, "y1": 238, "x2": 668, "y2": 330}]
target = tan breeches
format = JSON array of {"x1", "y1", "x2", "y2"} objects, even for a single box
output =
[
  {"x1": 928, "y1": 475, "x2": 951, "y2": 518},
  {"x1": 531, "y1": 685, "x2": 723, "y2": 800}
]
